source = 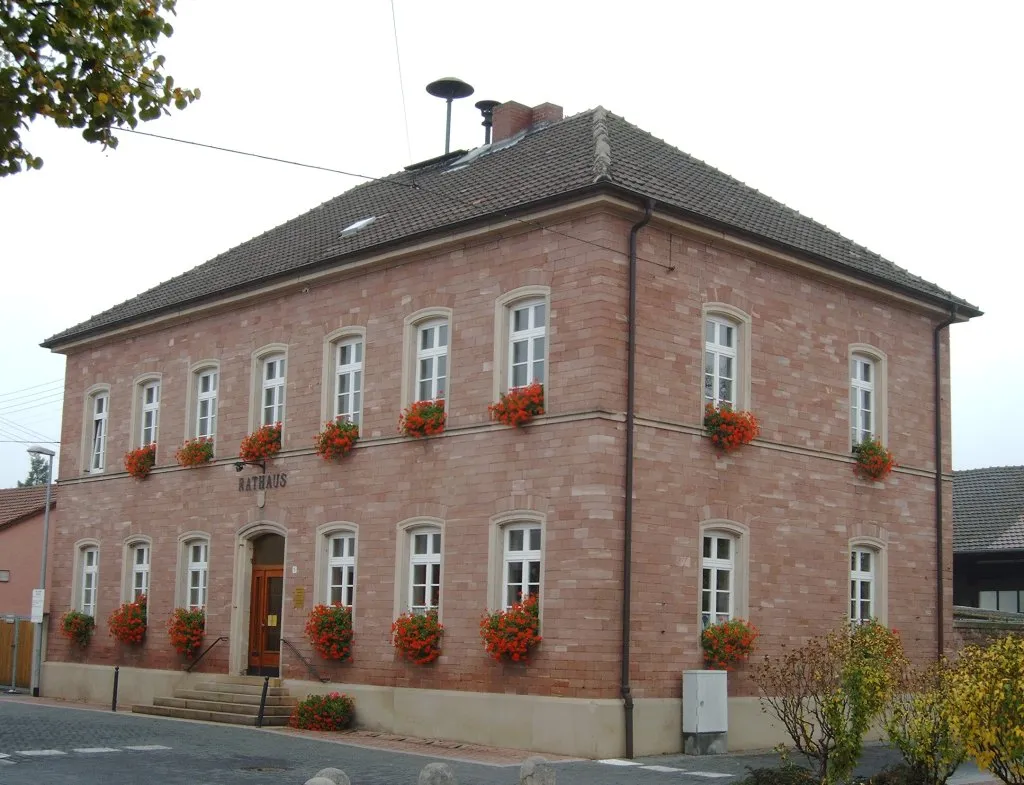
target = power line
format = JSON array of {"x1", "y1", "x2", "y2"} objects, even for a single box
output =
[
  {"x1": 389, "y1": 0, "x2": 413, "y2": 164},
  {"x1": 0, "y1": 377, "x2": 64, "y2": 400},
  {"x1": 0, "y1": 382, "x2": 64, "y2": 407},
  {"x1": 0, "y1": 416, "x2": 55, "y2": 443},
  {"x1": 0, "y1": 393, "x2": 63, "y2": 417},
  {"x1": 0, "y1": 440, "x2": 60, "y2": 444}
]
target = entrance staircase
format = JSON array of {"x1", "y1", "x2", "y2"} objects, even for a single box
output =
[{"x1": 132, "y1": 675, "x2": 296, "y2": 727}]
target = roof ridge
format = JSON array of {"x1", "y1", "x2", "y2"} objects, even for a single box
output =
[{"x1": 591, "y1": 106, "x2": 611, "y2": 182}]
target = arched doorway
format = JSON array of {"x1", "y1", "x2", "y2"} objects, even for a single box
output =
[{"x1": 247, "y1": 533, "x2": 285, "y2": 676}]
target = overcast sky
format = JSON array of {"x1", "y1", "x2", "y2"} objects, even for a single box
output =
[{"x1": 1, "y1": 1, "x2": 1022, "y2": 487}]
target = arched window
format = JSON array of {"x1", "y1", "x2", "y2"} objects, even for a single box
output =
[{"x1": 698, "y1": 520, "x2": 750, "y2": 628}]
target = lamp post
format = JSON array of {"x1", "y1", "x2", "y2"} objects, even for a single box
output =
[{"x1": 27, "y1": 445, "x2": 54, "y2": 698}]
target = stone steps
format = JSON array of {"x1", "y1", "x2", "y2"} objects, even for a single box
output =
[{"x1": 132, "y1": 676, "x2": 296, "y2": 728}]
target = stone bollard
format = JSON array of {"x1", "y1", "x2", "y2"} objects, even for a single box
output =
[
  {"x1": 305, "y1": 768, "x2": 350, "y2": 785},
  {"x1": 418, "y1": 761, "x2": 458, "y2": 785},
  {"x1": 520, "y1": 756, "x2": 556, "y2": 785}
]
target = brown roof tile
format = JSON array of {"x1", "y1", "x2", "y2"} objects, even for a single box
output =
[{"x1": 0, "y1": 485, "x2": 56, "y2": 531}]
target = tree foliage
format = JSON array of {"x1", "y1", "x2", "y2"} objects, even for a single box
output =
[
  {"x1": 17, "y1": 452, "x2": 49, "y2": 486},
  {"x1": 949, "y1": 635, "x2": 1024, "y2": 785},
  {"x1": 0, "y1": 0, "x2": 199, "y2": 175},
  {"x1": 755, "y1": 621, "x2": 905, "y2": 785},
  {"x1": 883, "y1": 658, "x2": 966, "y2": 785}
]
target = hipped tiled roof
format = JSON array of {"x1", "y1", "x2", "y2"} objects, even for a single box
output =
[
  {"x1": 953, "y1": 466, "x2": 1024, "y2": 552},
  {"x1": 0, "y1": 485, "x2": 55, "y2": 532},
  {"x1": 44, "y1": 108, "x2": 980, "y2": 347}
]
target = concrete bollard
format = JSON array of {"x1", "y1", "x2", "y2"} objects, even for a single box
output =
[
  {"x1": 520, "y1": 756, "x2": 556, "y2": 785},
  {"x1": 309, "y1": 769, "x2": 350, "y2": 785},
  {"x1": 418, "y1": 761, "x2": 458, "y2": 785},
  {"x1": 309, "y1": 769, "x2": 350, "y2": 781}
]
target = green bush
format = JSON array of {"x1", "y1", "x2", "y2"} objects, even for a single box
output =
[
  {"x1": 289, "y1": 692, "x2": 355, "y2": 731},
  {"x1": 737, "y1": 765, "x2": 817, "y2": 785}
]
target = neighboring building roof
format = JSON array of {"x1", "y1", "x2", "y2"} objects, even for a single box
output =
[
  {"x1": 0, "y1": 485, "x2": 56, "y2": 532},
  {"x1": 43, "y1": 107, "x2": 981, "y2": 348},
  {"x1": 953, "y1": 466, "x2": 1024, "y2": 552}
]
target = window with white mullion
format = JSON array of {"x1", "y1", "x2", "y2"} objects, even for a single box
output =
[
  {"x1": 704, "y1": 318, "x2": 736, "y2": 407},
  {"x1": 334, "y1": 340, "x2": 363, "y2": 424},
  {"x1": 409, "y1": 530, "x2": 441, "y2": 613},
  {"x1": 187, "y1": 542, "x2": 208, "y2": 610},
  {"x1": 850, "y1": 548, "x2": 874, "y2": 623},
  {"x1": 327, "y1": 534, "x2": 356, "y2": 607},
  {"x1": 80, "y1": 547, "x2": 98, "y2": 616},
  {"x1": 262, "y1": 355, "x2": 286, "y2": 426},
  {"x1": 701, "y1": 534, "x2": 734, "y2": 627},
  {"x1": 131, "y1": 544, "x2": 150, "y2": 599},
  {"x1": 140, "y1": 381, "x2": 160, "y2": 446},
  {"x1": 416, "y1": 321, "x2": 448, "y2": 402},
  {"x1": 504, "y1": 525, "x2": 542, "y2": 608},
  {"x1": 90, "y1": 393, "x2": 108, "y2": 471},
  {"x1": 850, "y1": 356, "x2": 875, "y2": 446},
  {"x1": 196, "y1": 370, "x2": 218, "y2": 439},
  {"x1": 509, "y1": 300, "x2": 546, "y2": 389}
]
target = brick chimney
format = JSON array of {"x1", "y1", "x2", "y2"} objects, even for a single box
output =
[{"x1": 492, "y1": 101, "x2": 564, "y2": 143}]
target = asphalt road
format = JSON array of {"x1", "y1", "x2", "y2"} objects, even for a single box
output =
[{"x1": 0, "y1": 696, "x2": 996, "y2": 785}]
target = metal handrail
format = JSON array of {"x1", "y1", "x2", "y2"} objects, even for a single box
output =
[
  {"x1": 185, "y1": 635, "x2": 228, "y2": 673},
  {"x1": 281, "y1": 637, "x2": 329, "y2": 683}
]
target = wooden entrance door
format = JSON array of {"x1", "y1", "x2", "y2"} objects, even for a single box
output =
[{"x1": 248, "y1": 567, "x2": 283, "y2": 676}]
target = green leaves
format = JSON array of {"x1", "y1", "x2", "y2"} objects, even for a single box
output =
[{"x1": 0, "y1": 0, "x2": 199, "y2": 175}]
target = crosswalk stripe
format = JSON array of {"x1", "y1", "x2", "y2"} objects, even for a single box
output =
[
  {"x1": 643, "y1": 765, "x2": 684, "y2": 772},
  {"x1": 124, "y1": 745, "x2": 171, "y2": 751},
  {"x1": 73, "y1": 747, "x2": 121, "y2": 753},
  {"x1": 16, "y1": 749, "x2": 65, "y2": 756},
  {"x1": 598, "y1": 759, "x2": 644, "y2": 766},
  {"x1": 690, "y1": 772, "x2": 734, "y2": 778}
]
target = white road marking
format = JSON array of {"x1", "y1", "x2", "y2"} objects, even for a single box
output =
[
  {"x1": 690, "y1": 772, "x2": 734, "y2": 778},
  {"x1": 643, "y1": 765, "x2": 684, "y2": 772},
  {"x1": 16, "y1": 749, "x2": 66, "y2": 756},
  {"x1": 598, "y1": 759, "x2": 644, "y2": 766},
  {"x1": 124, "y1": 744, "x2": 172, "y2": 751},
  {"x1": 73, "y1": 747, "x2": 121, "y2": 753}
]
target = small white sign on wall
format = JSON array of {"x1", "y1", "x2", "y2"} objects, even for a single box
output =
[{"x1": 30, "y1": 589, "x2": 45, "y2": 624}]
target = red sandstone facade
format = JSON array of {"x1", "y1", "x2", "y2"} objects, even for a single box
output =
[{"x1": 40, "y1": 107, "x2": 970, "y2": 755}]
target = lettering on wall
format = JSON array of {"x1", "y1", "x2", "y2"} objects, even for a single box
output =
[{"x1": 237, "y1": 473, "x2": 288, "y2": 492}]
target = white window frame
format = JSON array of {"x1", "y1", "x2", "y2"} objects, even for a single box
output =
[
  {"x1": 195, "y1": 368, "x2": 218, "y2": 440},
  {"x1": 486, "y1": 510, "x2": 546, "y2": 622},
  {"x1": 409, "y1": 528, "x2": 442, "y2": 614},
  {"x1": 334, "y1": 338, "x2": 364, "y2": 424},
  {"x1": 394, "y1": 517, "x2": 445, "y2": 618},
  {"x1": 328, "y1": 532, "x2": 356, "y2": 607},
  {"x1": 121, "y1": 536, "x2": 153, "y2": 603},
  {"x1": 82, "y1": 385, "x2": 110, "y2": 474},
  {"x1": 704, "y1": 317, "x2": 738, "y2": 408},
  {"x1": 401, "y1": 309, "x2": 453, "y2": 411},
  {"x1": 131, "y1": 542, "x2": 150, "y2": 600},
  {"x1": 698, "y1": 520, "x2": 750, "y2": 628},
  {"x1": 502, "y1": 523, "x2": 542, "y2": 609},
  {"x1": 415, "y1": 319, "x2": 449, "y2": 403},
  {"x1": 140, "y1": 380, "x2": 160, "y2": 446},
  {"x1": 493, "y1": 286, "x2": 551, "y2": 405},
  {"x1": 250, "y1": 344, "x2": 289, "y2": 432},
  {"x1": 261, "y1": 354, "x2": 286, "y2": 426},
  {"x1": 321, "y1": 328, "x2": 367, "y2": 427},
  {"x1": 314, "y1": 523, "x2": 359, "y2": 610},
  {"x1": 701, "y1": 533, "x2": 735, "y2": 627},
  {"x1": 700, "y1": 304, "x2": 752, "y2": 415},
  {"x1": 849, "y1": 345, "x2": 888, "y2": 449},
  {"x1": 176, "y1": 532, "x2": 211, "y2": 611},
  {"x1": 849, "y1": 537, "x2": 887, "y2": 625},
  {"x1": 508, "y1": 299, "x2": 547, "y2": 391},
  {"x1": 71, "y1": 541, "x2": 100, "y2": 618}
]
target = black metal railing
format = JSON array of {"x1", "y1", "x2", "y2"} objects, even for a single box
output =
[
  {"x1": 185, "y1": 636, "x2": 228, "y2": 673},
  {"x1": 281, "y1": 637, "x2": 329, "y2": 683}
]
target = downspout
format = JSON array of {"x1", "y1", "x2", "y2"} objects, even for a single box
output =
[
  {"x1": 933, "y1": 309, "x2": 956, "y2": 659},
  {"x1": 622, "y1": 198, "x2": 654, "y2": 759}
]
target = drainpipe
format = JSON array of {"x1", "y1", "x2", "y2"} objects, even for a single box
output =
[
  {"x1": 933, "y1": 309, "x2": 956, "y2": 659},
  {"x1": 622, "y1": 198, "x2": 654, "y2": 759}
]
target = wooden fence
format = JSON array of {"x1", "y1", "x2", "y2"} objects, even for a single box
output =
[{"x1": 0, "y1": 616, "x2": 35, "y2": 689}]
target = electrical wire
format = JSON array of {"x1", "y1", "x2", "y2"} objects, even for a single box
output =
[
  {"x1": 0, "y1": 393, "x2": 64, "y2": 417},
  {"x1": 0, "y1": 415, "x2": 55, "y2": 443},
  {"x1": 390, "y1": 0, "x2": 413, "y2": 165},
  {"x1": 0, "y1": 377, "x2": 64, "y2": 400}
]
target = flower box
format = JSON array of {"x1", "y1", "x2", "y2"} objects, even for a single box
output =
[
  {"x1": 108, "y1": 594, "x2": 147, "y2": 645},
  {"x1": 239, "y1": 423, "x2": 282, "y2": 462},
  {"x1": 701, "y1": 618, "x2": 759, "y2": 670},
  {"x1": 853, "y1": 436, "x2": 896, "y2": 480},
  {"x1": 175, "y1": 437, "x2": 214, "y2": 468},
  {"x1": 305, "y1": 603, "x2": 354, "y2": 661},
  {"x1": 480, "y1": 594, "x2": 542, "y2": 663},
  {"x1": 489, "y1": 381, "x2": 545, "y2": 427},
  {"x1": 398, "y1": 399, "x2": 446, "y2": 438},
  {"x1": 60, "y1": 610, "x2": 95, "y2": 648},
  {"x1": 392, "y1": 609, "x2": 444, "y2": 665},
  {"x1": 703, "y1": 403, "x2": 760, "y2": 451},
  {"x1": 168, "y1": 607, "x2": 205, "y2": 657},
  {"x1": 314, "y1": 419, "x2": 359, "y2": 461},
  {"x1": 289, "y1": 692, "x2": 355, "y2": 731},
  {"x1": 124, "y1": 443, "x2": 156, "y2": 479}
]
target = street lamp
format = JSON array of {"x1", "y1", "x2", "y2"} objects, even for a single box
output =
[{"x1": 26, "y1": 445, "x2": 54, "y2": 698}]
